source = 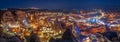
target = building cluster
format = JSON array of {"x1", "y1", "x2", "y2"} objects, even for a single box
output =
[{"x1": 0, "y1": 8, "x2": 120, "y2": 42}]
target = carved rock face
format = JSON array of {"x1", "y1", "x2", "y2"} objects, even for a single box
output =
[
  {"x1": 2, "y1": 11, "x2": 15, "y2": 23},
  {"x1": 15, "y1": 10, "x2": 26, "y2": 20}
]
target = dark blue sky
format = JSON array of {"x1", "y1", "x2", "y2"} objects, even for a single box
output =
[{"x1": 0, "y1": 0, "x2": 120, "y2": 9}]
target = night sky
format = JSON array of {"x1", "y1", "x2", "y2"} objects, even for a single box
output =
[{"x1": 0, "y1": 0, "x2": 120, "y2": 9}]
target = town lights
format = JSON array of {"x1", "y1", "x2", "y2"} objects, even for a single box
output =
[
  {"x1": 30, "y1": 23, "x2": 38, "y2": 29},
  {"x1": 8, "y1": 24, "x2": 20, "y2": 28},
  {"x1": 83, "y1": 37, "x2": 91, "y2": 42}
]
